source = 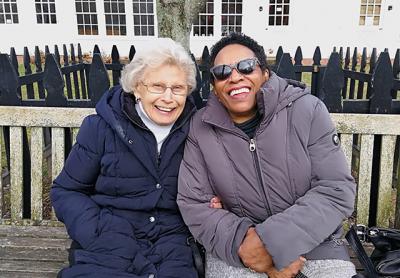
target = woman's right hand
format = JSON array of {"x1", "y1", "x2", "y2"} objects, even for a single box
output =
[{"x1": 266, "y1": 257, "x2": 306, "y2": 278}]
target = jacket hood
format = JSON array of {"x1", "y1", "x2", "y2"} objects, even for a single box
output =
[
  {"x1": 95, "y1": 85, "x2": 128, "y2": 141},
  {"x1": 202, "y1": 72, "x2": 310, "y2": 130}
]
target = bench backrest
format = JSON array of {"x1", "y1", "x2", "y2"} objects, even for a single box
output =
[{"x1": 0, "y1": 107, "x2": 398, "y2": 228}]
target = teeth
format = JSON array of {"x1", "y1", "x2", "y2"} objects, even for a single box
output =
[
  {"x1": 230, "y1": 88, "x2": 250, "y2": 96},
  {"x1": 157, "y1": 106, "x2": 173, "y2": 112}
]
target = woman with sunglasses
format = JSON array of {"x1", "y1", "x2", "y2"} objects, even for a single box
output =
[
  {"x1": 51, "y1": 40, "x2": 200, "y2": 277},
  {"x1": 177, "y1": 33, "x2": 357, "y2": 278}
]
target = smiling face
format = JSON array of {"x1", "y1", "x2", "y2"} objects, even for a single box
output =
[
  {"x1": 212, "y1": 44, "x2": 268, "y2": 123},
  {"x1": 134, "y1": 64, "x2": 188, "y2": 126}
]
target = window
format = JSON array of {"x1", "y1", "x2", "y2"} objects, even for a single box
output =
[
  {"x1": 359, "y1": 0, "x2": 381, "y2": 26},
  {"x1": 104, "y1": 0, "x2": 126, "y2": 35},
  {"x1": 0, "y1": 0, "x2": 19, "y2": 24},
  {"x1": 221, "y1": 0, "x2": 242, "y2": 36},
  {"x1": 35, "y1": 0, "x2": 56, "y2": 24},
  {"x1": 268, "y1": 0, "x2": 290, "y2": 26},
  {"x1": 132, "y1": 0, "x2": 155, "y2": 36},
  {"x1": 75, "y1": 0, "x2": 98, "y2": 35},
  {"x1": 193, "y1": 0, "x2": 214, "y2": 36}
]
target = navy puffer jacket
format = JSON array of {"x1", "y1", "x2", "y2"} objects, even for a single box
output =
[{"x1": 51, "y1": 85, "x2": 197, "y2": 278}]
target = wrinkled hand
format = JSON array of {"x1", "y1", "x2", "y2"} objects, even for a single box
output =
[
  {"x1": 238, "y1": 227, "x2": 274, "y2": 273},
  {"x1": 209, "y1": 196, "x2": 223, "y2": 209},
  {"x1": 267, "y1": 257, "x2": 306, "y2": 278}
]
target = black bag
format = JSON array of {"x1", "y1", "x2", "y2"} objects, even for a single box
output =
[
  {"x1": 346, "y1": 225, "x2": 400, "y2": 277},
  {"x1": 187, "y1": 236, "x2": 206, "y2": 278}
]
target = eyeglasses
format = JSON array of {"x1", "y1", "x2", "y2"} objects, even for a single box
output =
[
  {"x1": 210, "y1": 57, "x2": 260, "y2": 81},
  {"x1": 141, "y1": 82, "x2": 189, "y2": 96}
]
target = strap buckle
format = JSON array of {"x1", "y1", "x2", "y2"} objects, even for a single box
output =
[{"x1": 355, "y1": 224, "x2": 368, "y2": 242}]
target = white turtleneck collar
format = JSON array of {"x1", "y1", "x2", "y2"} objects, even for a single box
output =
[{"x1": 135, "y1": 102, "x2": 174, "y2": 152}]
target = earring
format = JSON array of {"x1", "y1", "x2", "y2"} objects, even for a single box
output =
[{"x1": 135, "y1": 95, "x2": 141, "y2": 102}]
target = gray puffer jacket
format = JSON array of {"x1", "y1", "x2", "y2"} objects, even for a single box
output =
[{"x1": 177, "y1": 73, "x2": 356, "y2": 270}]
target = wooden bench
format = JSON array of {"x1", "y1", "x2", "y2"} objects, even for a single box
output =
[{"x1": 0, "y1": 107, "x2": 398, "y2": 276}]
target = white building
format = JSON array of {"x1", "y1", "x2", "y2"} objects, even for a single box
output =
[{"x1": 0, "y1": 0, "x2": 398, "y2": 58}]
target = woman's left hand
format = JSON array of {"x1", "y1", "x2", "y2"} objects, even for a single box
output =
[{"x1": 209, "y1": 196, "x2": 223, "y2": 209}]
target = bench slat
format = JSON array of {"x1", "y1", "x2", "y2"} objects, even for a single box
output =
[
  {"x1": 340, "y1": 134, "x2": 353, "y2": 168},
  {"x1": 377, "y1": 135, "x2": 397, "y2": 227},
  {"x1": 31, "y1": 127, "x2": 43, "y2": 221},
  {"x1": 10, "y1": 127, "x2": 23, "y2": 221},
  {"x1": 0, "y1": 128, "x2": 2, "y2": 218},
  {"x1": 51, "y1": 128, "x2": 65, "y2": 221},
  {"x1": 357, "y1": 134, "x2": 374, "y2": 225}
]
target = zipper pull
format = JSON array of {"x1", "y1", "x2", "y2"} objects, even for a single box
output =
[{"x1": 249, "y1": 139, "x2": 256, "y2": 152}]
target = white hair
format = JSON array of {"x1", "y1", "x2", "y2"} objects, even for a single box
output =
[{"x1": 120, "y1": 39, "x2": 197, "y2": 94}]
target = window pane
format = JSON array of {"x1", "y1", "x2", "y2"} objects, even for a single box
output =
[
  {"x1": 36, "y1": 3, "x2": 41, "y2": 13},
  {"x1": 84, "y1": 14, "x2": 90, "y2": 23},
  {"x1": 359, "y1": 16, "x2": 365, "y2": 25},
  {"x1": 75, "y1": 2, "x2": 82, "y2": 12},
  {"x1": 140, "y1": 15, "x2": 147, "y2": 24},
  {"x1": 276, "y1": 16, "x2": 282, "y2": 25},
  {"x1": 360, "y1": 5, "x2": 366, "y2": 14},
  {"x1": 283, "y1": 15, "x2": 289, "y2": 25},
  {"x1": 92, "y1": 26, "x2": 98, "y2": 35},
  {"x1": 113, "y1": 26, "x2": 120, "y2": 35},
  {"x1": 120, "y1": 15, "x2": 126, "y2": 24},
  {"x1": 221, "y1": 15, "x2": 227, "y2": 25},
  {"x1": 105, "y1": 14, "x2": 111, "y2": 24},
  {"x1": 111, "y1": 2, "x2": 117, "y2": 12},
  {"x1": 373, "y1": 16, "x2": 380, "y2": 25},
  {"x1": 37, "y1": 14, "x2": 43, "y2": 23},
  {"x1": 269, "y1": 5, "x2": 275, "y2": 14},
  {"x1": 222, "y1": 3, "x2": 228, "y2": 13},
  {"x1": 229, "y1": 3, "x2": 235, "y2": 13},
  {"x1": 284, "y1": 5, "x2": 289, "y2": 14},
  {"x1": 236, "y1": 16, "x2": 242, "y2": 25},
  {"x1": 133, "y1": 15, "x2": 139, "y2": 24},
  {"x1": 91, "y1": 15, "x2": 97, "y2": 24},
  {"x1": 269, "y1": 16, "x2": 274, "y2": 25},
  {"x1": 141, "y1": 26, "x2": 147, "y2": 35},
  {"x1": 133, "y1": 4, "x2": 139, "y2": 13},
  {"x1": 43, "y1": 3, "x2": 49, "y2": 13},
  {"x1": 113, "y1": 14, "x2": 119, "y2": 24},
  {"x1": 119, "y1": 3, "x2": 125, "y2": 13},
  {"x1": 51, "y1": 14, "x2": 56, "y2": 23},
  {"x1": 228, "y1": 16, "x2": 234, "y2": 25},
  {"x1": 44, "y1": 14, "x2": 50, "y2": 23},
  {"x1": 78, "y1": 25, "x2": 84, "y2": 34},
  {"x1": 5, "y1": 4, "x2": 10, "y2": 13},
  {"x1": 276, "y1": 5, "x2": 282, "y2": 14},
  {"x1": 236, "y1": 4, "x2": 242, "y2": 13},
  {"x1": 0, "y1": 5, "x2": 3, "y2": 13},
  {"x1": 121, "y1": 26, "x2": 126, "y2": 35},
  {"x1": 77, "y1": 14, "x2": 83, "y2": 24},
  {"x1": 374, "y1": 5, "x2": 381, "y2": 15},
  {"x1": 208, "y1": 26, "x2": 213, "y2": 35},
  {"x1": 11, "y1": 3, "x2": 17, "y2": 12},
  {"x1": 50, "y1": 4, "x2": 55, "y2": 13},
  {"x1": 148, "y1": 26, "x2": 154, "y2": 36},
  {"x1": 90, "y1": 2, "x2": 96, "y2": 12},
  {"x1": 106, "y1": 26, "x2": 112, "y2": 35},
  {"x1": 148, "y1": 15, "x2": 153, "y2": 24},
  {"x1": 367, "y1": 5, "x2": 373, "y2": 15},
  {"x1": 134, "y1": 26, "x2": 140, "y2": 35},
  {"x1": 140, "y1": 3, "x2": 146, "y2": 13},
  {"x1": 147, "y1": 3, "x2": 153, "y2": 13}
]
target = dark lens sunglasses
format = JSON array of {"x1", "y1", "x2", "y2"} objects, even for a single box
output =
[{"x1": 210, "y1": 57, "x2": 260, "y2": 81}]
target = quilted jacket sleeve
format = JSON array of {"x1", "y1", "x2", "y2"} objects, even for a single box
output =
[
  {"x1": 50, "y1": 115, "x2": 104, "y2": 249},
  {"x1": 256, "y1": 100, "x2": 356, "y2": 270},
  {"x1": 177, "y1": 122, "x2": 254, "y2": 267}
]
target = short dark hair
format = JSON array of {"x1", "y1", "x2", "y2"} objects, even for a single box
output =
[{"x1": 209, "y1": 32, "x2": 268, "y2": 72}]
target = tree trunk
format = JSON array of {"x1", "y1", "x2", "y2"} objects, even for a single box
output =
[{"x1": 156, "y1": 0, "x2": 206, "y2": 50}]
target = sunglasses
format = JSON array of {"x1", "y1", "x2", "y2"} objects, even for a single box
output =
[{"x1": 210, "y1": 57, "x2": 260, "y2": 81}]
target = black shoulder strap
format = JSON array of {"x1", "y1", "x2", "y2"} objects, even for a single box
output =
[{"x1": 345, "y1": 226, "x2": 378, "y2": 277}]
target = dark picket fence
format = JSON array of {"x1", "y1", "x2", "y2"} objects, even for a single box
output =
[{"x1": 0, "y1": 43, "x2": 399, "y2": 225}]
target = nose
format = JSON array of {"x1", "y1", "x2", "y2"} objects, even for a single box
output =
[
  {"x1": 229, "y1": 68, "x2": 244, "y2": 82},
  {"x1": 161, "y1": 87, "x2": 174, "y2": 101}
]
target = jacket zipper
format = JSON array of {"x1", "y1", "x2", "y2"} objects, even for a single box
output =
[{"x1": 249, "y1": 138, "x2": 272, "y2": 217}]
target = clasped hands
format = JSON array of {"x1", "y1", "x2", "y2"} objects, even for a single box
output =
[{"x1": 209, "y1": 197, "x2": 305, "y2": 278}]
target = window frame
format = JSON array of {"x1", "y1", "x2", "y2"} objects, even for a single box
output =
[
  {"x1": 221, "y1": 0, "x2": 242, "y2": 36},
  {"x1": 359, "y1": 0, "x2": 382, "y2": 26},
  {"x1": 132, "y1": 0, "x2": 155, "y2": 36},
  {"x1": 75, "y1": 0, "x2": 99, "y2": 35},
  {"x1": 268, "y1": 0, "x2": 290, "y2": 27},
  {"x1": 0, "y1": 0, "x2": 19, "y2": 24},
  {"x1": 192, "y1": 0, "x2": 214, "y2": 37},
  {"x1": 35, "y1": 0, "x2": 57, "y2": 24}
]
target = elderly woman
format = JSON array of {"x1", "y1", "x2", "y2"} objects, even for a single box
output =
[
  {"x1": 177, "y1": 33, "x2": 357, "y2": 278},
  {"x1": 51, "y1": 40, "x2": 198, "y2": 278}
]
